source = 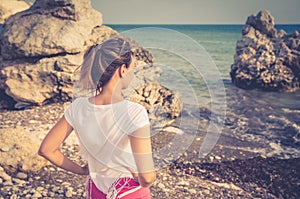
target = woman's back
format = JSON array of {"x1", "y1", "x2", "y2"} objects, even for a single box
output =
[{"x1": 64, "y1": 96, "x2": 150, "y2": 193}]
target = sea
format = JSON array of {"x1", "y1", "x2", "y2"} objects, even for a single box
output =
[{"x1": 109, "y1": 24, "x2": 300, "y2": 161}]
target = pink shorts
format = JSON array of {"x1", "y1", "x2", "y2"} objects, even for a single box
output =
[{"x1": 86, "y1": 177, "x2": 151, "y2": 199}]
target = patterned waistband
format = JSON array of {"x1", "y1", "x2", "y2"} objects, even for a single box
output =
[{"x1": 87, "y1": 177, "x2": 142, "y2": 199}]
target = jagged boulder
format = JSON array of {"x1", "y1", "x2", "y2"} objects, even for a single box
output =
[
  {"x1": 230, "y1": 10, "x2": 300, "y2": 92},
  {"x1": 0, "y1": 0, "x2": 31, "y2": 24}
]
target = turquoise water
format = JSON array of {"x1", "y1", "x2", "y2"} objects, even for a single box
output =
[
  {"x1": 110, "y1": 24, "x2": 300, "y2": 156},
  {"x1": 110, "y1": 24, "x2": 300, "y2": 106},
  {"x1": 109, "y1": 24, "x2": 300, "y2": 80}
]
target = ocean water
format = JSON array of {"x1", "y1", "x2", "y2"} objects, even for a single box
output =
[
  {"x1": 110, "y1": 24, "x2": 300, "y2": 105},
  {"x1": 109, "y1": 24, "x2": 300, "y2": 159}
]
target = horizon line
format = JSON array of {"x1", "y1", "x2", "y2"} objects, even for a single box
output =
[{"x1": 104, "y1": 23, "x2": 300, "y2": 26}]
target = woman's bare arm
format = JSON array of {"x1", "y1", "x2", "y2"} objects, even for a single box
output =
[
  {"x1": 129, "y1": 124, "x2": 156, "y2": 187},
  {"x1": 38, "y1": 115, "x2": 89, "y2": 175}
]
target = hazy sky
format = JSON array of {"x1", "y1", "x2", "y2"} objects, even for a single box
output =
[{"x1": 91, "y1": 0, "x2": 300, "y2": 24}]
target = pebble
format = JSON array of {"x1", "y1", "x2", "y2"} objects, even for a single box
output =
[
  {"x1": 62, "y1": 182, "x2": 71, "y2": 187},
  {"x1": 215, "y1": 156, "x2": 222, "y2": 160},
  {"x1": 3, "y1": 180, "x2": 13, "y2": 186},
  {"x1": 177, "y1": 180, "x2": 189, "y2": 186},
  {"x1": 0, "y1": 170, "x2": 12, "y2": 181},
  {"x1": 65, "y1": 187, "x2": 74, "y2": 198},
  {"x1": 9, "y1": 194, "x2": 17, "y2": 199},
  {"x1": 189, "y1": 188, "x2": 197, "y2": 194},
  {"x1": 36, "y1": 187, "x2": 44, "y2": 192},
  {"x1": 32, "y1": 190, "x2": 42, "y2": 198},
  {"x1": 16, "y1": 172, "x2": 27, "y2": 180},
  {"x1": 12, "y1": 178, "x2": 26, "y2": 185},
  {"x1": 157, "y1": 183, "x2": 165, "y2": 189},
  {"x1": 1, "y1": 146, "x2": 10, "y2": 152}
]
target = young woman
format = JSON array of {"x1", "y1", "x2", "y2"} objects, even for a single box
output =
[{"x1": 39, "y1": 36, "x2": 156, "y2": 199}]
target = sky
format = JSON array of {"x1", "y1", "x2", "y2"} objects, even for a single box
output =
[{"x1": 90, "y1": 0, "x2": 300, "y2": 24}]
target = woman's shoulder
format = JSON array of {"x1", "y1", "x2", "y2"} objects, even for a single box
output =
[
  {"x1": 127, "y1": 101, "x2": 147, "y2": 110},
  {"x1": 66, "y1": 97, "x2": 87, "y2": 108}
]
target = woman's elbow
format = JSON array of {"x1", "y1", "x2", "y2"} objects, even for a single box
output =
[
  {"x1": 38, "y1": 147, "x2": 46, "y2": 157},
  {"x1": 139, "y1": 172, "x2": 156, "y2": 187},
  {"x1": 38, "y1": 145, "x2": 50, "y2": 158}
]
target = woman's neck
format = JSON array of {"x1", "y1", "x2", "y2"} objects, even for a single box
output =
[{"x1": 91, "y1": 86, "x2": 123, "y2": 105}]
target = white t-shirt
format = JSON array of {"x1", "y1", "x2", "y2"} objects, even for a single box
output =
[{"x1": 64, "y1": 97, "x2": 150, "y2": 194}]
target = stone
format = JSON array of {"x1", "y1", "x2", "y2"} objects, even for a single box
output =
[
  {"x1": 0, "y1": 0, "x2": 118, "y2": 106},
  {"x1": 65, "y1": 187, "x2": 74, "y2": 198},
  {"x1": 0, "y1": 26, "x2": 116, "y2": 106},
  {"x1": 130, "y1": 82, "x2": 182, "y2": 119},
  {"x1": 0, "y1": 169, "x2": 11, "y2": 181},
  {"x1": 0, "y1": 0, "x2": 103, "y2": 60},
  {"x1": 245, "y1": 10, "x2": 277, "y2": 37},
  {"x1": 0, "y1": 127, "x2": 47, "y2": 172},
  {"x1": 230, "y1": 10, "x2": 300, "y2": 92},
  {"x1": 1, "y1": 146, "x2": 10, "y2": 152},
  {"x1": 162, "y1": 126, "x2": 184, "y2": 135},
  {"x1": 189, "y1": 188, "x2": 197, "y2": 194},
  {"x1": 9, "y1": 194, "x2": 17, "y2": 199},
  {"x1": 0, "y1": 0, "x2": 31, "y2": 24},
  {"x1": 32, "y1": 190, "x2": 42, "y2": 198},
  {"x1": 16, "y1": 172, "x2": 27, "y2": 180},
  {"x1": 177, "y1": 180, "x2": 189, "y2": 186},
  {"x1": 158, "y1": 183, "x2": 165, "y2": 189}
]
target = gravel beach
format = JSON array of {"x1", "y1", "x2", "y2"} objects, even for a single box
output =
[{"x1": 1, "y1": 102, "x2": 299, "y2": 199}]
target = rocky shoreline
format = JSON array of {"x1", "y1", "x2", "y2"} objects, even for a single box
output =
[
  {"x1": 1, "y1": 102, "x2": 300, "y2": 199},
  {"x1": 0, "y1": 1, "x2": 299, "y2": 198}
]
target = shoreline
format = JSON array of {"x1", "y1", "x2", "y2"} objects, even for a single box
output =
[{"x1": 1, "y1": 102, "x2": 300, "y2": 198}]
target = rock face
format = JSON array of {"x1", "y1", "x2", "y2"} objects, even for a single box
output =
[
  {"x1": 230, "y1": 10, "x2": 300, "y2": 92},
  {"x1": 0, "y1": 0, "x2": 115, "y2": 106},
  {"x1": 0, "y1": 0, "x2": 182, "y2": 119},
  {"x1": 0, "y1": 0, "x2": 31, "y2": 24},
  {"x1": 0, "y1": 0, "x2": 102, "y2": 60}
]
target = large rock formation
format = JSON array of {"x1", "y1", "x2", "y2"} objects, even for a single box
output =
[
  {"x1": 0, "y1": 0, "x2": 103, "y2": 60},
  {"x1": 0, "y1": 0, "x2": 181, "y2": 119},
  {"x1": 0, "y1": 0, "x2": 115, "y2": 107},
  {"x1": 230, "y1": 10, "x2": 300, "y2": 92},
  {"x1": 0, "y1": 0, "x2": 31, "y2": 24}
]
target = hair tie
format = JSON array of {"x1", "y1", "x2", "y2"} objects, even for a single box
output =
[{"x1": 119, "y1": 40, "x2": 126, "y2": 56}]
